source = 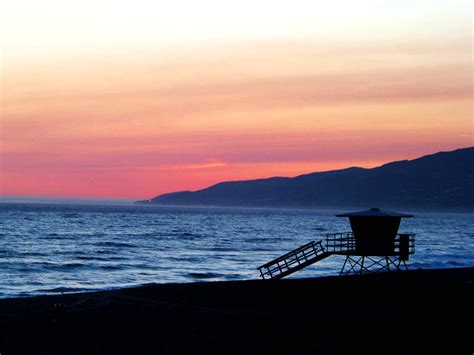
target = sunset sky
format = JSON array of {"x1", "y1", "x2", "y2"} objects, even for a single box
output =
[{"x1": 1, "y1": 1, "x2": 472, "y2": 199}]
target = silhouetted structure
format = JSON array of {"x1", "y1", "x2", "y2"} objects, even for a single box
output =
[{"x1": 258, "y1": 208, "x2": 415, "y2": 279}]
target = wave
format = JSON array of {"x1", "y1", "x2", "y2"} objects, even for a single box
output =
[
  {"x1": 0, "y1": 250, "x2": 47, "y2": 258},
  {"x1": 26, "y1": 261, "x2": 89, "y2": 271},
  {"x1": 94, "y1": 241, "x2": 137, "y2": 248},
  {"x1": 410, "y1": 260, "x2": 469, "y2": 269},
  {"x1": 210, "y1": 246, "x2": 236, "y2": 252},
  {"x1": 41, "y1": 233, "x2": 76, "y2": 240},
  {"x1": 99, "y1": 265, "x2": 124, "y2": 270},
  {"x1": 61, "y1": 213, "x2": 79, "y2": 218},
  {"x1": 179, "y1": 232, "x2": 200, "y2": 239},
  {"x1": 37, "y1": 286, "x2": 95, "y2": 294},
  {"x1": 313, "y1": 227, "x2": 328, "y2": 232},
  {"x1": 167, "y1": 256, "x2": 202, "y2": 263},
  {"x1": 76, "y1": 255, "x2": 125, "y2": 262},
  {"x1": 446, "y1": 260, "x2": 466, "y2": 266},
  {"x1": 188, "y1": 272, "x2": 224, "y2": 279}
]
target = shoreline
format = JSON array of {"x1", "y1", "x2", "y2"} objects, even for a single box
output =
[{"x1": 0, "y1": 267, "x2": 472, "y2": 354}]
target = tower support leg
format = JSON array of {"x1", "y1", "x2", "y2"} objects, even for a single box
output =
[{"x1": 340, "y1": 255, "x2": 408, "y2": 275}]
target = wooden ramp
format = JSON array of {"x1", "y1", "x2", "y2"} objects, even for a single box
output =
[{"x1": 257, "y1": 241, "x2": 332, "y2": 280}]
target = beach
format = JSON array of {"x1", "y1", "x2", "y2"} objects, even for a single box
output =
[{"x1": 0, "y1": 267, "x2": 472, "y2": 354}]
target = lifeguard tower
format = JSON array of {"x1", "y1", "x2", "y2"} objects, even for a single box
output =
[{"x1": 257, "y1": 208, "x2": 415, "y2": 279}]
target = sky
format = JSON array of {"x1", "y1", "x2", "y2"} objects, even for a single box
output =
[{"x1": 0, "y1": 0, "x2": 472, "y2": 199}]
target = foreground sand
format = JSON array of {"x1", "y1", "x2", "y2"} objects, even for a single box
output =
[{"x1": 0, "y1": 267, "x2": 472, "y2": 354}]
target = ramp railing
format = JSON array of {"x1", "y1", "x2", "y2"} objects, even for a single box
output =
[{"x1": 257, "y1": 241, "x2": 329, "y2": 280}]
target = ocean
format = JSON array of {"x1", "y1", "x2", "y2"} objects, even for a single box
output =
[{"x1": 0, "y1": 202, "x2": 473, "y2": 298}]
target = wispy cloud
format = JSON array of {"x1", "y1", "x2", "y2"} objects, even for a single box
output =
[{"x1": 154, "y1": 158, "x2": 228, "y2": 171}]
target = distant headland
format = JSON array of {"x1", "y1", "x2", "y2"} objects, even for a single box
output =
[{"x1": 136, "y1": 147, "x2": 474, "y2": 211}]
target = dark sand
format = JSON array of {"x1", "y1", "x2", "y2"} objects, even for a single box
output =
[{"x1": 0, "y1": 267, "x2": 472, "y2": 354}]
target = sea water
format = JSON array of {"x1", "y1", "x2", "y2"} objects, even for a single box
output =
[{"x1": 0, "y1": 202, "x2": 473, "y2": 298}]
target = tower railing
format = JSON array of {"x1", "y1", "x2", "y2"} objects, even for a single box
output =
[
  {"x1": 394, "y1": 233, "x2": 416, "y2": 260},
  {"x1": 325, "y1": 232, "x2": 415, "y2": 256},
  {"x1": 325, "y1": 232, "x2": 356, "y2": 254}
]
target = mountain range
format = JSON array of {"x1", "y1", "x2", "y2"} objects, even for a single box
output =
[{"x1": 136, "y1": 147, "x2": 474, "y2": 211}]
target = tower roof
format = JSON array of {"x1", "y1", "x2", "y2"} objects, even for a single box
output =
[{"x1": 336, "y1": 207, "x2": 414, "y2": 218}]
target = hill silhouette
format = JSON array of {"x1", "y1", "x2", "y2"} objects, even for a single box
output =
[{"x1": 137, "y1": 147, "x2": 474, "y2": 211}]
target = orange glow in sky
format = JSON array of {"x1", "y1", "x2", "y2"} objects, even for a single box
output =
[{"x1": 0, "y1": 1, "x2": 472, "y2": 199}]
